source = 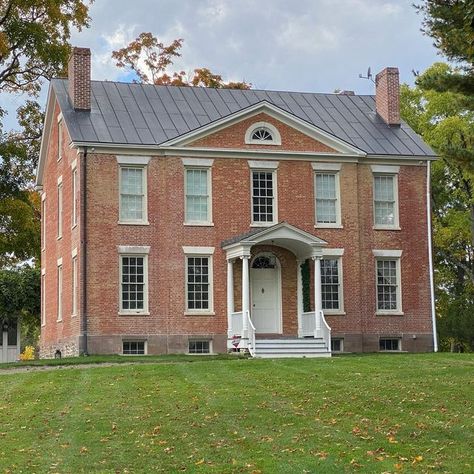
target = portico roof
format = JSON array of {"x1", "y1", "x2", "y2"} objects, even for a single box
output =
[{"x1": 222, "y1": 222, "x2": 327, "y2": 260}]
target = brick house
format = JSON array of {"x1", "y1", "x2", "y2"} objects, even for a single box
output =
[{"x1": 36, "y1": 47, "x2": 437, "y2": 358}]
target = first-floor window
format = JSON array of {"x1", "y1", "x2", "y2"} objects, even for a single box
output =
[
  {"x1": 123, "y1": 341, "x2": 146, "y2": 355},
  {"x1": 57, "y1": 264, "x2": 63, "y2": 321},
  {"x1": 379, "y1": 338, "x2": 401, "y2": 351},
  {"x1": 120, "y1": 255, "x2": 147, "y2": 313},
  {"x1": 321, "y1": 258, "x2": 341, "y2": 311},
  {"x1": 186, "y1": 256, "x2": 210, "y2": 311},
  {"x1": 376, "y1": 259, "x2": 400, "y2": 312}
]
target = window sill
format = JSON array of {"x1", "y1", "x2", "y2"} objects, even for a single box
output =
[
  {"x1": 314, "y1": 224, "x2": 343, "y2": 229},
  {"x1": 184, "y1": 311, "x2": 215, "y2": 316},
  {"x1": 250, "y1": 222, "x2": 277, "y2": 228},
  {"x1": 57, "y1": 236, "x2": 62, "y2": 241},
  {"x1": 373, "y1": 226, "x2": 401, "y2": 231},
  {"x1": 376, "y1": 311, "x2": 404, "y2": 316},
  {"x1": 118, "y1": 311, "x2": 150, "y2": 316},
  {"x1": 56, "y1": 319, "x2": 62, "y2": 323},
  {"x1": 324, "y1": 311, "x2": 346, "y2": 316},
  {"x1": 118, "y1": 221, "x2": 150, "y2": 226},
  {"x1": 71, "y1": 313, "x2": 77, "y2": 318},
  {"x1": 183, "y1": 222, "x2": 214, "y2": 227},
  {"x1": 71, "y1": 223, "x2": 78, "y2": 230}
]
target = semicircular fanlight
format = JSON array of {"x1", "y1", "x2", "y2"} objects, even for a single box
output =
[{"x1": 251, "y1": 127, "x2": 273, "y2": 142}]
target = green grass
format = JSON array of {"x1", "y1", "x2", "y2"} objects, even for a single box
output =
[{"x1": 0, "y1": 354, "x2": 473, "y2": 473}]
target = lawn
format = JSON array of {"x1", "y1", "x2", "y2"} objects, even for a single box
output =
[{"x1": 0, "y1": 354, "x2": 472, "y2": 473}]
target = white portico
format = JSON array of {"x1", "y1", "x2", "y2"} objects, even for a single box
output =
[{"x1": 222, "y1": 222, "x2": 332, "y2": 357}]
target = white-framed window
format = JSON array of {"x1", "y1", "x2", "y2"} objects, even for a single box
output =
[
  {"x1": 331, "y1": 338, "x2": 344, "y2": 352},
  {"x1": 72, "y1": 251, "x2": 78, "y2": 316},
  {"x1": 58, "y1": 118, "x2": 63, "y2": 161},
  {"x1": 183, "y1": 159, "x2": 213, "y2": 225},
  {"x1": 119, "y1": 250, "x2": 149, "y2": 314},
  {"x1": 379, "y1": 338, "x2": 401, "y2": 351},
  {"x1": 41, "y1": 192, "x2": 46, "y2": 251},
  {"x1": 119, "y1": 166, "x2": 147, "y2": 223},
  {"x1": 122, "y1": 340, "x2": 146, "y2": 355},
  {"x1": 312, "y1": 163, "x2": 342, "y2": 228},
  {"x1": 320, "y1": 248, "x2": 344, "y2": 314},
  {"x1": 41, "y1": 269, "x2": 46, "y2": 326},
  {"x1": 372, "y1": 165, "x2": 399, "y2": 229},
  {"x1": 248, "y1": 162, "x2": 278, "y2": 225},
  {"x1": 374, "y1": 250, "x2": 403, "y2": 314},
  {"x1": 57, "y1": 259, "x2": 63, "y2": 322},
  {"x1": 188, "y1": 340, "x2": 211, "y2": 354},
  {"x1": 183, "y1": 246, "x2": 215, "y2": 315},
  {"x1": 57, "y1": 176, "x2": 63, "y2": 239},
  {"x1": 245, "y1": 122, "x2": 281, "y2": 145},
  {"x1": 72, "y1": 163, "x2": 78, "y2": 228}
]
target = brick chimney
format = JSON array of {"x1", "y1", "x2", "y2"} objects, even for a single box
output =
[
  {"x1": 68, "y1": 47, "x2": 91, "y2": 111},
  {"x1": 375, "y1": 67, "x2": 400, "y2": 126}
]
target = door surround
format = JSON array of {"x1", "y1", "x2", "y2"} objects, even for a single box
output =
[{"x1": 250, "y1": 252, "x2": 282, "y2": 334}]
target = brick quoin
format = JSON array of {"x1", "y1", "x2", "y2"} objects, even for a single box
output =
[{"x1": 40, "y1": 108, "x2": 434, "y2": 356}]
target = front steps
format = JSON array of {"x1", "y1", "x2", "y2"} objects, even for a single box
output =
[{"x1": 253, "y1": 337, "x2": 331, "y2": 358}]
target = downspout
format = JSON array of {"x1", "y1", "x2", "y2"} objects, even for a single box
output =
[
  {"x1": 427, "y1": 160, "x2": 438, "y2": 352},
  {"x1": 80, "y1": 146, "x2": 88, "y2": 355}
]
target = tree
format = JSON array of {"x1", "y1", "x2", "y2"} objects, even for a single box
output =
[
  {"x1": 112, "y1": 32, "x2": 251, "y2": 89},
  {"x1": 0, "y1": 1, "x2": 91, "y2": 265},
  {"x1": 400, "y1": 63, "x2": 474, "y2": 350}
]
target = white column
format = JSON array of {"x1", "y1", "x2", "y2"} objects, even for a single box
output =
[
  {"x1": 241, "y1": 255, "x2": 250, "y2": 338},
  {"x1": 313, "y1": 256, "x2": 322, "y2": 337},
  {"x1": 296, "y1": 259, "x2": 303, "y2": 337},
  {"x1": 227, "y1": 259, "x2": 234, "y2": 338}
]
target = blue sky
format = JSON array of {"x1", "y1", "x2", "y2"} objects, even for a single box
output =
[{"x1": 2, "y1": 0, "x2": 442, "y2": 131}]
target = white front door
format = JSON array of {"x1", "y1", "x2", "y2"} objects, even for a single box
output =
[{"x1": 251, "y1": 267, "x2": 281, "y2": 333}]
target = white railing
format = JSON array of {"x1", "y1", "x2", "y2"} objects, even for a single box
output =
[
  {"x1": 301, "y1": 311, "x2": 315, "y2": 337},
  {"x1": 245, "y1": 310, "x2": 256, "y2": 357},
  {"x1": 318, "y1": 310, "x2": 331, "y2": 351},
  {"x1": 230, "y1": 311, "x2": 243, "y2": 337}
]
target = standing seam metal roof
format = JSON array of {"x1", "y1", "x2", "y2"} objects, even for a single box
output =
[{"x1": 52, "y1": 78, "x2": 435, "y2": 156}]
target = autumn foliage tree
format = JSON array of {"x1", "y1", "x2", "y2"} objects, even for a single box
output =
[{"x1": 112, "y1": 32, "x2": 251, "y2": 89}]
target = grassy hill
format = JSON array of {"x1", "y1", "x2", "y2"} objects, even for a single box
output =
[{"x1": 0, "y1": 353, "x2": 473, "y2": 473}]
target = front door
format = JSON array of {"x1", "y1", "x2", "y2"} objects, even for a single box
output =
[{"x1": 250, "y1": 261, "x2": 281, "y2": 334}]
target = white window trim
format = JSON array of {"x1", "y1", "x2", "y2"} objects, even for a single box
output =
[
  {"x1": 245, "y1": 122, "x2": 281, "y2": 146},
  {"x1": 183, "y1": 247, "x2": 215, "y2": 316},
  {"x1": 117, "y1": 245, "x2": 151, "y2": 254},
  {"x1": 71, "y1": 248, "x2": 78, "y2": 317},
  {"x1": 41, "y1": 268, "x2": 46, "y2": 327},
  {"x1": 41, "y1": 192, "x2": 46, "y2": 252},
  {"x1": 311, "y1": 162, "x2": 342, "y2": 172},
  {"x1": 118, "y1": 165, "x2": 149, "y2": 225},
  {"x1": 379, "y1": 337, "x2": 402, "y2": 352},
  {"x1": 247, "y1": 160, "x2": 279, "y2": 170},
  {"x1": 321, "y1": 253, "x2": 345, "y2": 315},
  {"x1": 331, "y1": 337, "x2": 344, "y2": 353},
  {"x1": 372, "y1": 171, "x2": 400, "y2": 230},
  {"x1": 57, "y1": 118, "x2": 63, "y2": 161},
  {"x1": 250, "y1": 168, "x2": 278, "y2": 227},
  {"x1": 57, "y1": 261, "x2": 63, "y2": 322},
  {"x1": 57, "y1": 176, "x2": 63, "y2": 239},
  {"x1": 118, "y1": 252, "x2": 149, "y2": 316},
  {"x1": 71, "y1": 161, "x2": 78, "y2": 229},
  {"x1": 116, "y1": 155, "x2": 151, "y2": 166},
  {"x1": 375, "y1": 256, "x2": 403, "y2": 316},
  {"x1": 183, "y1": 162, "x2": 214, "y2": 226},
  {"x1": 314, "y1": 169, "x2": 342, "y2": 228}
]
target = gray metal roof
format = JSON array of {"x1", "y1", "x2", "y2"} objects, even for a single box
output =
[{"x1": 52, "y1": 78, "x2": 435, "y2": 157}]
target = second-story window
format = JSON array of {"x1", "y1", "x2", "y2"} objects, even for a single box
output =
[
  {"x1": 57, "y1": 176, "x2": 63, "y2": 239},
  {"x1": 72, "y1": 164, "x2": 78, "y2": 227},
  {"x1": 185, "y1": 168, "x2": 211, "y2": 224},
  {"x1": 119, "y1": 166, "x2": 147, "y2": 224},
  {"x1": 371, "y1": 166, "x2": 400, "y2": 229},
  {"x1": 58, "y1": 119, "x2": 63, "y2": 161}
]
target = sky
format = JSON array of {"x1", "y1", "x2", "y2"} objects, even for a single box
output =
[{"x1": 2, "y1": 0, "x2": 443, "y2": 131}]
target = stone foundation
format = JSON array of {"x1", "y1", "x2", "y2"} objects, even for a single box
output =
[{"x1": 40, "y1": 336, "x2": 81, "y2": 359}]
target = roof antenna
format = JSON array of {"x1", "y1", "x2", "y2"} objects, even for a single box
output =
[{"x1": 359, "y1": 67, "x2": 374, "y2": 83}]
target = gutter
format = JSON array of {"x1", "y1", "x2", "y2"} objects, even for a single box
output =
[
  {"x1": 80, "y1": 147, "x2": 88, "y2": 355},
  {"x1": 426, "y1": 160, "x2": 438, "y2": 352}
]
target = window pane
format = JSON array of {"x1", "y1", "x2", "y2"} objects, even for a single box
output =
[
  {"x1": 252, "y1": 171, "x2": 274, "y2": 222},
  {"x1": 121, "y1": 256, "x2": 145, "y2": 311},
  {"x1": 321, "y1": 259, "x2": 339, "y2": 310},
  {"x1": 315, "y1": 173, "x2": 337, "y2": 223},
  {"x1": 120, "y1": 168, "x2": 144, "y2": 221}
]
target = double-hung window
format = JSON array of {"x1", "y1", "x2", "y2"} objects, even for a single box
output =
[
  {"x1": 183, "y1": 247, "x2": 214, "y2": 315},
  {"x1": 72, "y1": 249, "x2": 78, "y2": 317},
  {"x1": 372, "y1": 166, "x2": 399, "y2": 229},
  {"x1": 57, "y1": 117, "x2": 63, "y2": 161},
  {"x1": 182, "y1": 159, "x2": 213, "y2": 225},
  {"x1": 373, "y1": 250, "x2": 403, "y2": 314},
  {"x1": 118, "y1": 246, "x2": 150, "y2": 315},
  {"x1": 57, "y1": 176, "x2": 63, "y2": 239},
  {"x1": 249, "y1": 161, "x2": 278, "y2": 225},
  {"x1": 312, "y1": 163, "x2": 342, "y2": 227},
  {"x1": 72, "y1": 161, "x2": 78, "y2": 228},
  {"x1": 320, "y1": 249, "x2": 344, "y2": 313},
  {"x1": 57, "y1": 258, "x2": 63, "y2": 322},
  {"x1": 117, "y1": 156, "x2": 150, "y2": 225}
]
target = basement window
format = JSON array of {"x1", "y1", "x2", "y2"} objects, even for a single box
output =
[
  {"x1": 122, "y1": 340, "x2": 146, "y2": 355},
  {"x1": 379, "y1": 338, "x2": 401, "y2": 352},
  {"x1": 188, "y1": 340, "x2": 211, "y2": 354},
  {"x1": 331, "y1": 338, "x2": 344, "y2": 353}
]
